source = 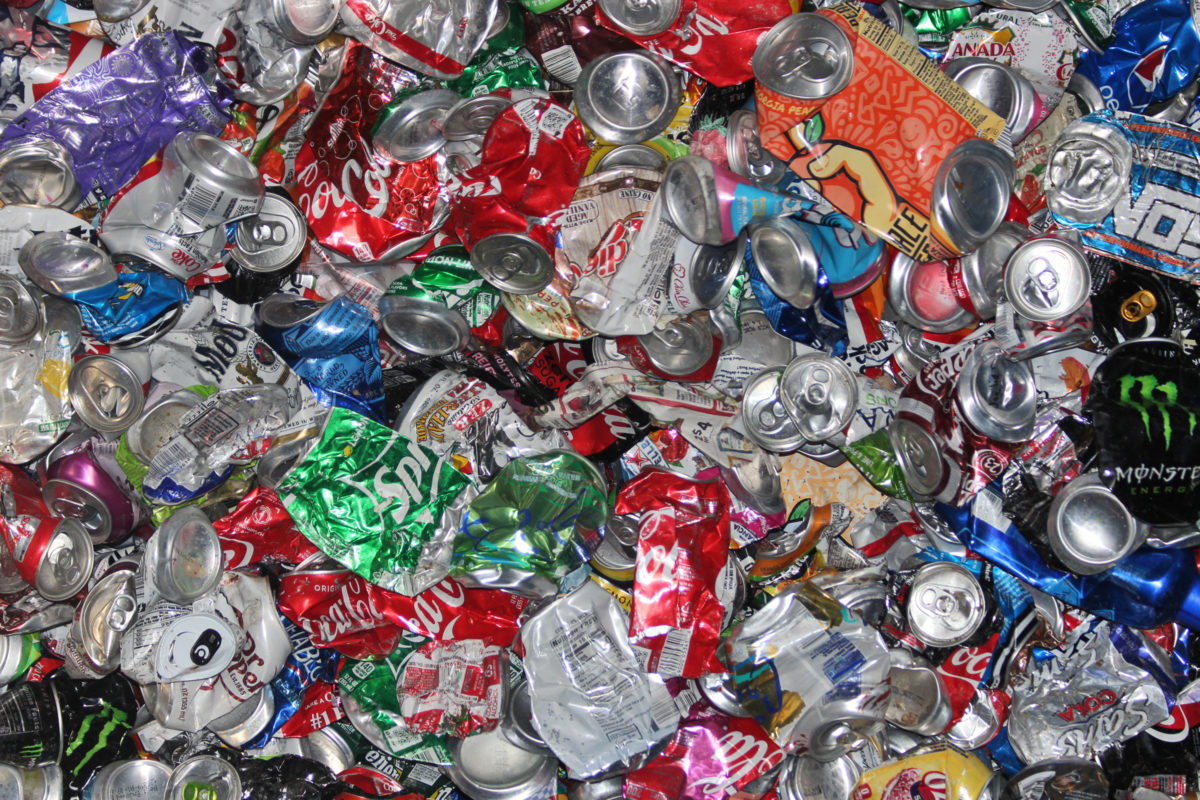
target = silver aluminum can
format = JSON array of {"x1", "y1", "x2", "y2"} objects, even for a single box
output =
[
  {"x1": 67, "y1": 354, "x2": 146, "y2": 434},
  {"x1": 752, "y1": 13, "x2": 855, "y2": 100},
  {"x1": 598, "y1": 0, "x2": 681, "y2": 36},
  {"x1": 500, "y1": 680, "x2": 552, "y2": 754},
  {"x1": 778, "y1": 353, "x2": 857, "y2": 442},
  {"x1": 884, "y1": 651, "x2": 953, "y2": 736},
  {"x1": 726, "y1": 109, "x2": 788, "y2": 186},
  {"x1": 888, "y1": 253, "x2": 976, "y2": 334},
  {"x1": 470, "y1": 232, "x2": 555, "y2": 295},
  {"x1": 63, "y1": 568, "x2": 137, "y2": 679},
  {"x1": 945, "y1": 689, "x2": 1003, "y2": 751},
  {"x1": 208, "y1": 686, "x2": 275, "y2": 747},
  {"x1": 0, "y1": 139, "x2": 80, "y2": 210},
  {"x1": 125, "y1": 390, "x2": 205, "y2": 466},
  {"x1": 0, "y1": 275, "x2": 40, "y2": 346},
  {"x1": 88, "y1": 759, "x2": 171, "y2": 800},
  {"x1": 891, "y1": 324, "x2": 943, "y2": 382},
  {"x1": 445, "y1": 724, "x2": 558, "y2": 800},
  {"x1": 1045, "y1": 118, "x2": 1133, "y2": 224},
  {"x1": 231, "y1": 192, "x2": 307, "y2": 276},
  {"x1": 143, "y1": 506, "x2": 223, "y2": 605},
  {"x1": 443, "y1": 95, "x2": 513, "y2": 142},
  {"x1": 888, "y1": 418, "x2": 950, "y2": 501},
  {"x1": 954, "y1": 339, "x2": 1037, "y2": 443},
  {"x1": 1046, "y1": 472, "x2": 1145, "y2": 575},
  {"x1": 635, "y1": 316, "x2": 713, "y2": 376},
  {"x1": 930, "y1": 138, "x2": 1015, "y2": 255},
  {"x1": 777, "y1": 741, "x2": 885, "y2": 800},
  {"x1": 749, "y1": 217, "x2": 822, "y2": 309},
  {"x1": 93, "y1": 0, "x2": 152, "y2": 23},
  {"x1": 594, "y1": 144, "x2": 668, "y2": 174},
  {"x1": 270, "y1": 0, "x2": 340, "y2": 44},
  {"x1": 161, "y1": 132, "x2": 264, "y2": 235},
  {"x1": 166, "y1": 756, "x2": 243, "y2": 800},
  {"x1": 303, "y1": 725, "x2": 356, "y2": 774},
  {"x1": 688, "y1": 239, "x2": 741, "y2": 310},
  {"x1": 0, "y1": 764, "x2": 61, "y2": 800},
  {"x1": 1003, "y1": 236, "x2": 1092, "y2": 322},
  {"x1": 41, "y1": 447, "x2": 141, "y2": 544},
  {"x1": 943, "y1": 58, "x2": 1039, "y2": 146},
  {"x1": 575, "y1": 51, "x2": 682, "y2": 145},
  {"x1": 373, "y1": 89, "x2": 460, "y2": 163},
  {"x1": 257, "y1": 292, "x2": 326, "y2": 329},
  {"x1": 720, "y1": 453, "x2": 786, "y2": 517},
  {"x1": 18, "y1": 232, "x2": 116, "y2": 298},
  {"x1": 741, "y1": 367, "x2": 808, "y2": 453},
  {"x1": 35, "y1": 518, "x2": 95, "y2": 602},
  {"x1": 378, "y1": 295, "x2": 472, "y2": 356},
  {"x1": 947, "y1": 222, "x2": 1026, "y2": 320},
  {"x1": 589, "y1": 513, "x2": 639, "y2": 584},
  {"x1": 905, "y1": 561, "x2": 988, "y2": 648}
]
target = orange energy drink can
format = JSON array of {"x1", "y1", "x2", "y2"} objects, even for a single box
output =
[{"x1": 754, "y1": 6, "x2": 1013, "y2": 263}]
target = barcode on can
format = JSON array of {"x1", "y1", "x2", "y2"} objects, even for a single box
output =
[{"x1": 178, "y1": 179, "x2": 222, "y2": 229}]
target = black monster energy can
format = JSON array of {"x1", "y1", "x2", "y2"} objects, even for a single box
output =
[{"x1": 0, "y1": 681, "x2": 62, "y2": 767}]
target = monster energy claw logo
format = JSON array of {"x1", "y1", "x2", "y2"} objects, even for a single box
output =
[{"x1": 1118, "y1": 374, "x2": 1197, "y2": 448}]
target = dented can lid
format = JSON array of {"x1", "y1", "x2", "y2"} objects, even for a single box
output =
[
  {"x1": 753, "y1": 13, "x2": 855, "y2": 100},
  {"x1": 379, "y1": 295, "x2": 473, "y2": 356},
  {"x1": 931, "y1": 138, "x2": 1015, "y2": 255},
  {"x1": 598, "y1": 0, "x2": 681, "y2": 36},
  {"x1": 0, "y1": 275, "x2": 40, "y2": 346},
  {"x1": 905, "y1": 561, "x2": 988, "y2": 648},
  {"x1": 888, "y1": 417, "x2": 949, "y2": 500},
  {"x1": 1048, "y1": 472, "x2": 1145, "y2": 575},
  {"x1": 741, "y1": 367, "x2": 808, "y2": 453},
  {"x1": 67, "y1": 354, "x2": 146, "y2": 434},
  {"x1": 1004, "y1": 236, "x2": 1092, "y2": 322},
  {"x1": 575, "y1": 51, "x2": 682, "y2": 145},
  {"x1": 0, "y1": 139, "x2": 80, "y2": 210},
  {"x1": 778, "y1": 353, "x2": 857, "y2": 442},
  {"x1": 635, "y1": 316, "x2": 713, "y2": 376},
  {"x1": 471, "y1": 232, "x2": 555, "y2": 295},
  {"x1": 954, "y1": 339, "x2": 1037, "y2": 443},
  {"x1": 373, "y1": 89, "x2": 460, "y2": 163},
  {"x1": 445, "y1": 725, "x2": 559, "y2": 800}
]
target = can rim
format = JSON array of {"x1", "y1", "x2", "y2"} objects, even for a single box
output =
[
  {"x1": 470, "y1": 232, "x2": 555, "y2": 295},
  {"x1": 597, "y1": 0, "x2": 681, "y2": 36},
  {"x1": 378, "y1": 294, "x2": 472, "y2": 356},
  {"x1": 1002, "y1": 236, "x2": 1092, "y2": 322},
  {"x1": 751, "y1": 12, "x2": 855, "y2": 101},
  {"x1": 575, "y1": 51, "x2": 682, "y2": 145}
]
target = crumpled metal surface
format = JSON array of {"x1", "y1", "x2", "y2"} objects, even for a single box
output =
[{"x1": 1007, "y1": 617, "x2": 1172, "y2": 763}]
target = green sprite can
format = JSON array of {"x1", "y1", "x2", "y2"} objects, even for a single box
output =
[
  {"x1": 276, "y1": 406, "x2": 470, "y2": 596},
  {"x1": 451, "y1": 450, "x2": 609, "y2": 597}
]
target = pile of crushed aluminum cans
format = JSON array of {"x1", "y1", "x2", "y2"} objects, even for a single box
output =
[{"x1": 3, "y1": 0, "x2": 1200, "y2": 799}]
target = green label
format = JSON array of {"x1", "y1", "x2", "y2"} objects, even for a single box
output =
[
  {"x1": 1118, "y1": 373, "x2": 1196, "y2": 448},
  {"x1": 278, "y1": 408, "x2": 469, "y2": 595},
  {"x1": 183, "y1": 783, "x2": 217, "y2": 800}
]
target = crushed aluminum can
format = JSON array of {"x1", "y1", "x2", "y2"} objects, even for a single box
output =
[
  {"x1": 888, "y1": 253, "x2": 977, "y2": 334},
  {"x1": 338, "y1": 0, "x2": 500, "y2": 80},
  {"x1": 748, "y1": 217, "x2": 822, "y2": 310},
  {"x1": 2, "y1": 508, "x2": 94, "y2": 603},
  {"x1": 0, "y1": 275, "x2": 41, "y2": 347},
  {"x1": 0, "y1": 139, "x2": 79, "y2": 210},
  {"x1": 444, "y1": 724, "x2": 559, "y2": 800},
  {"x1": 221, "y1": 191, "x2": 308, "y2": 304},
  {"x1": 943, "y1": 57, "x2": 1040, "y2": 146},
  {"x1": 946, "y1": 222, "x2": 1027, "y2": 320},
  {"x1": 62, "y1": 568, "x2": 138, "y2": 680},
  {"x1": 40, "y1": 449, "x2": 141, "y2": 545},
  {"x1": 740, "y1": 367, "x2": 809, "y2": 454},
  {"x1": 953, "y1": 339, "x2": 1037, "y2": 444},
  {"x1": 904, "y1": 561, "x2": 989, "y2": 649},
  {"x1": 574, "y1": 50, "x2": 682, "y2": 145},
  {"x1": 164, "y1": 756, "x2": 243, "y2": 800},
  {"x1": 1003, "y1": 236, "x2": 1093, "y2": 323},
  {"x1": 778, "y1": 353, "x2": 858, "y2": 443},
  {"x1": 142, "y1": 506, "x2": 224, "y2": 606},
  {"x1": 87, "y1": 760, "x2": 172, "y2": 800},
  {"x1": 884, "y1": 650, "x2": 954, "y2": 736},
  {"x1": 752, "y1": 13, "x2": 856, "y2": 101},
  {"x1": 1046, "y1": 472, "x2": 1146, "y2": 575},
  {"x1": 372, "y1": 89, "x2": 460, "y2": 164},
  {"x1": 18, "y1": 231, "x2": 117, "y2": 299}
]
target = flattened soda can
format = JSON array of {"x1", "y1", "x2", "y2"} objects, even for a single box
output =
[
  {"x1": 0, "y1": 275, "x2": 41, "y2": 346},
  {"x1": 444, "y1": 725, "x2": 558, "y2": 800},
  {"x1": 143, "y1": 506, "x2": 224, "y2": 605},
  {"x1": 953, "y1": 339, "x2": 1037, "y2": 443},
  {"x1": 41, "y1": 449, "x2": 141, "y2": 544},
  {"x1": 888, "y1": 253, "x2": 976, "y2": 334},
  {"x1": 0, "y1": 139, "x2": 80, "y2": 210},
  {"x1": 0, "y1": 681, "x2": 63, "y2": 767},
  {"x1": 752, "y1": 13, "x2": 856, "y2": 100},
  {"x1": 161, "y1": 132, "x2": 264, "y2": 235},
  {"x1": 19, "y1": 232, "x2": 116, "y2": 298},
  {"x1": 373, "y1": 89, "x2": 460, "y2": 164},
  {"x1": 63, "y1": 568, "x2": 137, "y2": 679},
  {"x1": 165, "y1": 756, "x2": 242, "y2": 800}
]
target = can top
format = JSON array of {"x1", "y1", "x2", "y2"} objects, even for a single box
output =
[
  {"x1": 750, "y1": 217, "x2": 821, "y2": 309},
  {"x1": 778, "y1": 353, "x2": 857, "y2": 442},
  {"x1": 443, "y1": 95, "x2": 513, "y2": 142},
  {"x1": 888, "y1": 253, "x2": 975, "y2": 334},
  {"x1": 943, "y1": 58, "x2": 1038, "y2": 145},
  {"x1": 726, "y1": 109, "x2": 788, "y2": 186},
  {"x1": 752, "y1": 13, "x2": 855, "y2": 101},
  {"x1": 501, "y1": 681, "x2": 551, "y2": 753},
  {"x1": 167, "y1": 756, "x2": 243, "y2": 800},
  {"x1": 471, "y1": 232, "x2": 554, "y2": 295},
  {"x1": 374, "y1": 89, "x2": 460, "y2": 163},
  {"x1": 41, "y1": 478, "x2": 113, "y2": 546},
  {"x1": 146, "y1": 506, "x2": 223, "y2": 605},
  {"x1": 233, "y1": 193, "x2": 307, "y2": 274},
  {"x1": 445, "y1": 725, "x2": 559, "y2": 800},
  {"x1": 75, "y1": 569, "x2": 137, "y2": 672},
  {"x1": 1003, "y1": 236, "x2": 1092, "y2": 322},
  {"x1": 575, "y1": 51, "x2": 682, "y2": 145},
  {"x1": 598, "y1": 0, "x2": 681, "y2": 36},
  {"x1": 955, "y1": 340, "x2": 1037, "y2": 443},
  {"x1": 67, "y1": 354, "x2": 146, "y2": 434},
  {"x1": 126, "y1": 390, "x2": 205, "y2": 465},
  {"x1": 741, "y1": 367, "x2": 808, "y2": 453},
  {"x1": 1047, "y1": 472, "x2": 1144, "y2": 575},
  {"x1": 595, "y1": 144, "x2": 668, "y2": 174},
  {"x1": 37, "y1": 518, "x2": 94, "y2": 602},
  {"x1": 905, "y1": 561, "x2": 987, "y2": 648},
  {"x1": 258, "y1": 292, "x2": 327, "y2": 329},
  {"x1": 91, "y1": 759, "x2": 173, "y2": 800},
  {"x1": 954, "y1": 222, "x2": 1026, "y2": 320},
  {"x1": 378, "y1": 294, "x2": 472, "y2": 356},
  {"x1": 92, "y1": 0, "x2": 152, "y2": 23},
  {"x1": 636, "y1": 317, "x2": 713, "y2": 376},
  {"x1": 662, "y1": 156, "x2": 722, "y2": 246},
  {"x1": 271, "y1": 0, "x2": 340, "y2": 44},
  {"x1": 0, "y1": 275, "x2": 41, "y2": 346},
  {"x1": 19, "y1": 232, "x2": 116, "y2": 298},
  {"x1": 1046, "y1": 118, "x2": 1134, "y2": 225},
  {"x1": 888, "y1": 418, "x2": 947, "y2": 499},
  {"x1": 0, "y1": 139, "x2": 80, "y2": 210},
  {"x1": 931, "y1": 138, "x2": 1015, "y2": 255}
]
